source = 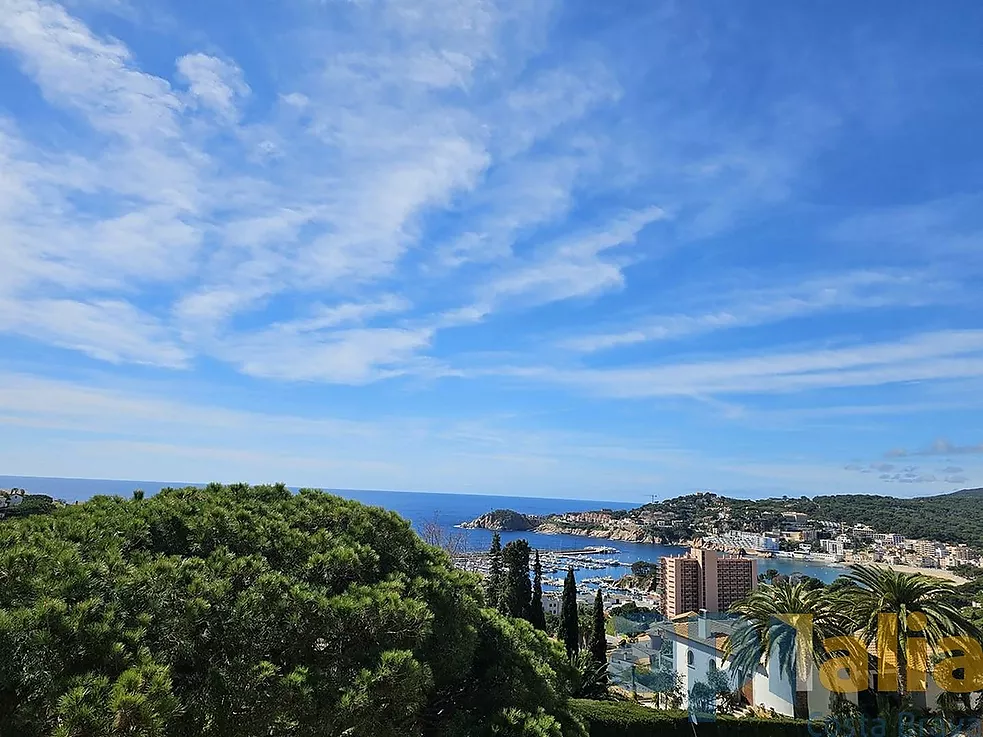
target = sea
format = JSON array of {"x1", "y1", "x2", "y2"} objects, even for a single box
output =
[{"x1": 0, "y1": 475, "x2": 844, "y2": 585}]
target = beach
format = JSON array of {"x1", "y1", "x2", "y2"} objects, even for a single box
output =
[{"x1": 863, "y1": 562, "x2": 969, "y2": 585}]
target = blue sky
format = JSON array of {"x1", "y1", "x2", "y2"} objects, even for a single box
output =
[{"x1": 1, "y1": 0, "x2": 982, "y2": 502}]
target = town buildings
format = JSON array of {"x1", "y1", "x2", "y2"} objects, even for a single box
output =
[
  {"x1": 660, "y1": 547, "x2": 757, "y2": 618},
  {"x1": 609, "y1": 611, "x2": 950, "y2": 718}
]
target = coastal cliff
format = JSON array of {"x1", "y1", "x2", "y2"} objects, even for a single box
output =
[
  {"x1": 460, "y1": 507, "x2": 666, "y2": 543},
  {"x1": 534, "y1": 521, "x2": 658, "y2": 543}
]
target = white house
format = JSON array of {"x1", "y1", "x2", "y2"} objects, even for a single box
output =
[
  {"x1": 644, "y1": 613, "x2": 841, "y2": 717},
  {"x1": 543, "y1": 592, "x2": 562, "y2": 617},
  {"x1": 0, "y1": 488, "x2": 25, "y2": 515},
  {"x1": 644, "y1": 612, "x2": 950, "y2": 719}
]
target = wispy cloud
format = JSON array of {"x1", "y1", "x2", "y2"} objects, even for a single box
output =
[
  {"x1": 0, "y1": 297, "x2": 189, "y2": 366},
  {"x1": 491, "y1": 330, "x2": 983, "y2": 399},
  {"x1": 886, "y1": 438, "x2": 983, "y2": 458},
  {"x1": 830, "y1": 194, "x2": 983, "y2": 258},
  {"x1": 0, "y1": 0, "x2": 648, "y2": 381},
  {"x1": 480, "y1": 206, "x2": 667, "y2": 308},
  {"x1": 559, "y1": 271, "x2": 948, "y2": 353},
  {"x1": 2, "y1": 0, "x2": 983, "y2": 496},
  {"x1": 176, "y1": 53, "x2": 249, "y2": 120}
]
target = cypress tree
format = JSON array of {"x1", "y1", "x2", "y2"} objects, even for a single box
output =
[
  {"x1": 487, "y1": 533, "x2": 503, "y2": 611},
  {"x1": 502, "y1": 539, "x2": 532, "y2": 621},
  {"x1": 560, "y1": 566, "x2": 579, "y2": 656},
  {"x1": 530, "y1": 549, "x2": 547, "y2": 630},
  {"x1": 590, "y1": 588, "x2": 608, "y2": 681}
]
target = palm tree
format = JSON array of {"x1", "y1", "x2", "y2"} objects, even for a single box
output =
[
  {"x1": 843, "y1": 564, "x2": 983, "y2": 700},
  {"x1": 727, "y1": 580, "x2": 851, "y2": 719}
]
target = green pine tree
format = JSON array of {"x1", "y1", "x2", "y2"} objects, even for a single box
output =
[
  {"x1": 487, "y1": 532, "x2": 503, "y2": 611},
  {"x1": 530, "y1": 549, "x2": 547, "y2": 630},
  {"x1": 502, "y1": 539, "x2": 532, "y2": 621},
  {"x1": 560, "y1": 566, "x2": 579, "y2": 657},
  {"x1": 590, "y1": 588, "x2": 608, "y2": 684}
]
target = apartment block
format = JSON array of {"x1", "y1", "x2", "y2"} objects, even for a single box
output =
[
  {"x1": 909, "y1": 539, "x2": 939, "y2": 558},
  {"x1": 662, "y1": 555, "x2": 702, "y2": 618},
  {"x1": 660, "y1": 547, "x2": 757, "y2": 618}
]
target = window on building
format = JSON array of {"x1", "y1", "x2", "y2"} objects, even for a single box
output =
[
  {"x1": 687, "y1": 650, "x2": 694, "y2": 667},
  {"x1": 708, "y1": 659, "x2": 716, "y2": 671}
]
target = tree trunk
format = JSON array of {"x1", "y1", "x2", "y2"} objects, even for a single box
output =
[{"x1": 794, "y1": 689, "x2": 810, "y2": 720}]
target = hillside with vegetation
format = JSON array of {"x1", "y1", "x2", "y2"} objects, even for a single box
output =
[
  {"x1": 462, "y1": 488, "x2": 983, "y2": 549},
  {"x1": 0, "y1": 484, "x2": 585, "y2": 737},
  {"x1": 779, "y1": 489, "x2": 983, "y2": 546}
]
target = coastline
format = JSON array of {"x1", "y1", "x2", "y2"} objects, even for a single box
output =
[{"x1": 465, "y1": 524, "x2": 973, "y2": 585}]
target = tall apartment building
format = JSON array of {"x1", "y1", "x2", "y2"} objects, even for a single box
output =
[
  {"x1": 662, "y1": 555, "x2": 702, "y2": 618},
  {"x1": 660, "y1": 547, "x2": 758, "y2": 618}
]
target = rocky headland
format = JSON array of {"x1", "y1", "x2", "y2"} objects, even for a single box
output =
[{"x1": 458, "y1": 508, "x2": 543, "y2": 531}]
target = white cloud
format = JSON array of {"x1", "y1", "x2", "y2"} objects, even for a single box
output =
[
  {"x1": 220, "y1": 326, "x2": 435, "y2": 383},
  {"x1": 176, "y1": 53, "x2": 249, "y2": 120},
  {"x1": 1, "y1": 0, "x2": 980, "y2": 425},
  {"x1": 0, "y1": 298, "x2": 189, "y2": 366},
  {"x1": 887, "y1": 438, "x2": 983, "y2": 458},
  {"x1": 0, "y1": 0, "x2": 511, "y2": 377},
  {"x1": 278, "y1": 296, "x2": 411, "y2": 332},
  {"x1": 560, "y1": 271, "x2": 951, "y2": 353},
  {"x1": 830, "y1": 194, "x2": 983, "y2": 256},
  {"x1": 482, "y1": 206, "x2": 666, "y2": 306},
  {"x1": 484, "y1": 330, "x2": 983, "y2": 398},
  {"x1": 0, "y1": 0, "x2": 183, "y2": 141}
]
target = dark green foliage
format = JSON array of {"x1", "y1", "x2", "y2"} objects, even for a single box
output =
[
  {"x1": 568, "y1": 651, "x2": 608, "y2": 700},
  {"x1": 577, "y1": 603, "x2": 595, "y2": 652},
  {"x1": 607, "y1": 602, "x2": 649, "y2": 618},
  {"x1": 619, "y1": 488, "x2": 983, "y2": 549},
  {"x1": 502, "y1": 540, "x2": 532, "y2": 621},
  {"x1": 487, "y1": 532, "x2": 503, "y2": 611},
  {"x1": 530, "y1": 550, "x2": 547, "y2": 631},
  {"x1": 0, "y1": 484, "x2": 585, "y2": 737},
  {"x1": 569, "y1": 700, "x2": 812, "y2": 737},
  {"x1": 2, "y1": 493, "x2": 55, "y2": 518},
  {"x1": 589, "y1": 590, "x2": 606, "y2": 676},
  {"x1": 688, "y1": 681, "x2": 717, "y2": 714},
  {"x1": 634, "y1": 669, "x2": 682, "y2": 709},
  {"x1": 759, "y1": 568, "x2": 781, "y2": 584},
  {"x1": 793, "y1": 574, "x2": 826, "y2": 591},
  {"x1": 952, "y1": 563, "x2": 983, "y2": 581},
  {"x1": 624, "y1": 561, "x2": 660, "y2": 592},
  {"x1": 739, "y1": 489, "x2": 983, "y2": 548},
  {"x1": 629, "y1": 561, "x2": 658, "y2": 578},
  {"x1": 560, "y1": 567, "x2": 579, "y2": 657}
]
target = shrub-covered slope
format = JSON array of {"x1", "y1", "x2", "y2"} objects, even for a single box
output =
[{"x1": 0, "y1": 483, "x2": 582, "y2": 737}]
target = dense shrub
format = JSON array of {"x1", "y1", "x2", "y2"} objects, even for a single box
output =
[
  {"x1": 0, "y1": 484, "x2": 584, "y2": 737},
  {"x1": 570, "y1": 699, "x2": 812, "y2": 737}
]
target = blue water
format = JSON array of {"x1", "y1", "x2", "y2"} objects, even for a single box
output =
[{"x1": 0, "y1": 475, "x2": 843, "y2": 584}]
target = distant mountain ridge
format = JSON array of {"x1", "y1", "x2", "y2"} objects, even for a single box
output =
[
  {"x1": 461, "y1": 487, "x2": 983, "y2": 549},
  {"x1": 941, "y1": 487, "x2": 983, "y2": 498}
]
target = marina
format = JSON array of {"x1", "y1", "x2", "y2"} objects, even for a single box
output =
[{"x1": 452, "y1": 545, "x2": 635, "y2": 588}]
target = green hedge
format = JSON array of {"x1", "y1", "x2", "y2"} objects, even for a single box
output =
[{"x1": 570, "y1": 699, "x2": 813, "y2": 737}]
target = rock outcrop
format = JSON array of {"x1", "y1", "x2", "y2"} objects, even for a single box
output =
[{"x1": 458, "y1": 508, "x2": 542, "y2": 531}]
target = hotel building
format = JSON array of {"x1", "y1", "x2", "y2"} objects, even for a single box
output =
[{"x1": 660, "y1": 547, "x2": 757, "y2": 618}]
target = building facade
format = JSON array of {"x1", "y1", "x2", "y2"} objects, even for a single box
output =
[{"x1": 660, "y1": 547, "x2": 757, "y2": 618}]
